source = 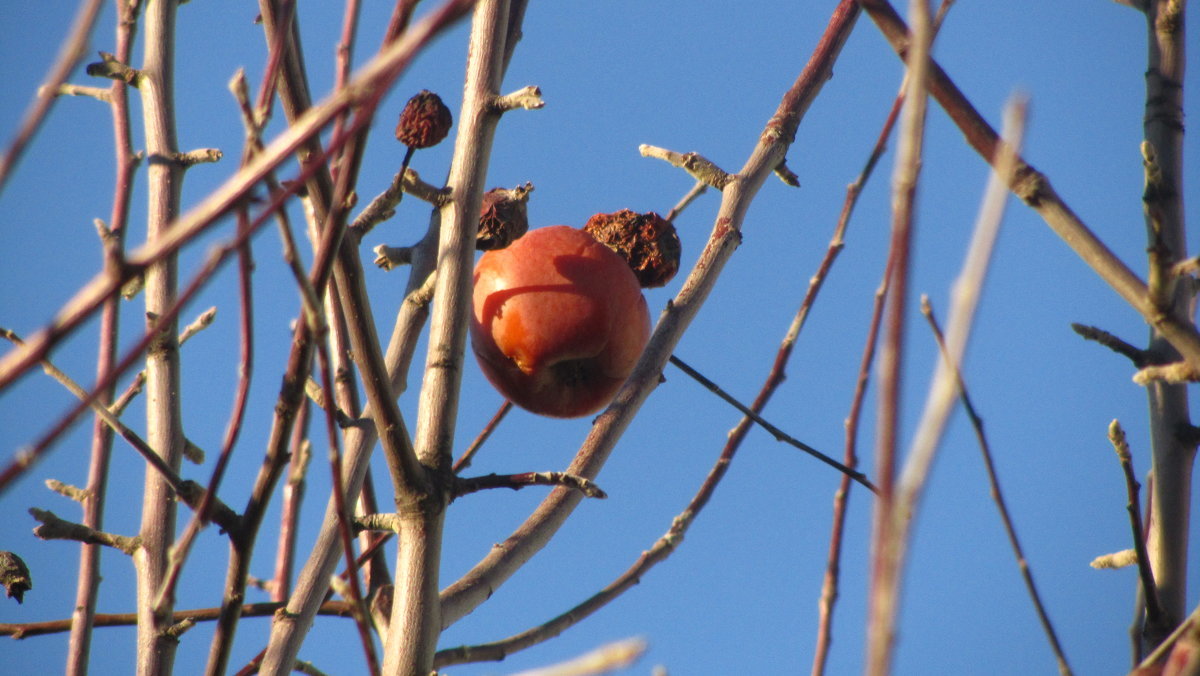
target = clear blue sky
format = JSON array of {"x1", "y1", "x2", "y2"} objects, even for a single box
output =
[{"x1": 1, "y1": 1, "x2": 1197, "y2": 674}]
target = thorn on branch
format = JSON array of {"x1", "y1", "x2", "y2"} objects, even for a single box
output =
[
  {"x1": 492, "y1": 85, "x2": 545, "y2": 112},
  {"x1": 774, "y1": 158, "x2": 801, "y2": 187},
  {"x1": 29, "y1": 508, "x2": 139, "y2": 555},
  {"x1": 120, "y1": 271, "x2": 145, "y2": 299},
  {"x1": 1071, "y1": 322, "x2": 1149, "y2": 367},
  {"x1": 639, "y1": 144, "x2": 733, "y2": 190}
]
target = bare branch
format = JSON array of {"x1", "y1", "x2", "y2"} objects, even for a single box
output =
[
  {"x1": 30, "y1": 508, "x2": 139, "y2": 555},
  {"x1": 454, "y1": 472, "x2": 607, "y2": 499}
]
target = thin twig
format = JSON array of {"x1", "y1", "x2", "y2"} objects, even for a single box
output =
[
  {"x1": 664, "y1": 180, "x2": 708, "y2": 222},
  {"x1": 153, "y1": 209, "x2": 257, "y2": 617},
  {"x1": 453, "y1": 401, "x2": 513, "y2": 473},
  {"x1": 30, "y1": 508, "x2": 139, "y2": 555},
  {"x1": 668, "y1": 355, "x2": 876, "y2": 493},
  {"x1": 1108, "y1": 420, "x2": 1166, "y2": 633},
  {"x1": 925, "y1": 300, "x2": 1073, "y2": 675},
  {"x1": 135, "y1": 0, "x2": 188, "y2": 667},
  {"x1": 72, "y1": 12, "x2": 142, "y2": 661}
]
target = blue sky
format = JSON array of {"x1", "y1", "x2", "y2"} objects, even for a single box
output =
[{"x1": 1, "y1": 1, "x2": 1197, "y2": 674}]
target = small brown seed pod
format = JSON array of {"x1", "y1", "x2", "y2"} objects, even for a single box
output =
[
  {"x1": 582, "y1": 209, "x2": 681, "y2": 288},
  {"x1": 477, "y1": 183, "x2": 533, "y2": 251},
  {"x1": 395, "y1": 90, "x2": 452, "y2": 149}
]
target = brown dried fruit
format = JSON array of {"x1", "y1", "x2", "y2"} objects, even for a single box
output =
[
  {"x1": 0, "y1": 551, "x2": 31, "y2": 604},
  {"x1": 582, "y1": 209, "x2": 681, "y2": 288},
  {"x1": 395, "y1": 90, "x2": 452, "y2": 149},
  {"x1": 477, "y1": 183, "x2": 532, "y2": 251}
]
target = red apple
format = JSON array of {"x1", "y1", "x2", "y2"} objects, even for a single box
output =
[{"x1": 470, "y1": 225, "x2": 651, "y2": 418}]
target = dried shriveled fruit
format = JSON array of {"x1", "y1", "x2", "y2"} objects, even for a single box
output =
[
  {"x1": 477, "y1": 183, "x2": 532, "y2": 251},
  {"x1": 582, "y1": 209, "x2": 681, "y2": 288},
  {"x1": 395, "y1": 90, "x2": 452, "y2": 149}
]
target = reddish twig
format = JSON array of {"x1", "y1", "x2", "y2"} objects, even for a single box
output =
[
  {"x1": 67, "y1": 4, "x2": 142, "y2": 671},
  {"x1": 272, "y1": 402, "x2": 311, "y2": 602},
  {"x1": 866, "y1": 2, "x2": 932, "y2": 672},
  {"x1": 453, "y1": 401, "x2": 514, "y2": 473},
  {"x1": 810, "y1": 23, "x2": 914, "y2": 666}
]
